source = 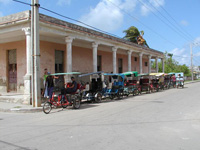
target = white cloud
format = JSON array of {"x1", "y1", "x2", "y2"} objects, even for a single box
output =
[
  {"x1": 180, "y1": 20, "x2": 189, "y2": 26},
  {"x1": 170, "y1": 47, "x2": 185, "y2": 56},
  {"x1": 79, "y1": 0, "x2": 137, "y2": 32},
  {"x1": 0, "y1": 12, "x2": 3, "y2": 17},
  {"x1": 140, "y1": 0, "x2": 165, "y2": 16},
  {"x1": 57, "y1": 0, "x2": 71, "y2": 6},
  {"x1": 195, "y1": 52, "x2": 200, "y2": 57},
  {"x1": 0, "y1": 0, "x2": 12, "y2": 4},
  {"x1": 193, "y1": 37, "x2": 200, "y2": 47},
  {"x1": 170, "y1": 48, "x2": 189, "y2": 65}
]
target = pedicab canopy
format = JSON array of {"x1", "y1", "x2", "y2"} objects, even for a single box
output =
[
  {"x1": 122, "y1": 71, "x2": 138, "y2": 77},
  {"x1": 104, "y1": 73, "x2": 125, "y2": 81},
  {"x1": 104, "y1": 73, "x2": 125, "y2": 78},
  {"x1": 175, "y1": 72, "x2": 184, "y2": 77},
  {"x1": 168, "y1": 72, "x2": 176, "y2": 75},
  {"x1": 78, "y1": 71, "x2": 104, "y2": 77},
  {"x1": 149, "y1": 73, "x2": 164, "y2": 76},
  {"x1": 138, "y1": 73, "x2": 149, "y2": 77},
  {"x1": 50, "y1": 72, "x2": 81, "y2": 76}
]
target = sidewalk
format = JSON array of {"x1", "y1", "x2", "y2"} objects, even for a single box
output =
[
  {"x1": 0, "y1": 101, "x2": 42, "y2": 113},
  {"x1": 0, "y1": 92, "x2": 43, "y2": 113}
]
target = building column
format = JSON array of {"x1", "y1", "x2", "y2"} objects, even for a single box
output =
[
  {"x1": 148, "y1": 55, "x2": 152, "y2": 74},
  {"x1": 155, "y1": 57, "x2": 158, "y2": 73},
  {"x1": 92, "y1": 42, "x2": 98, "y2": 72},
  {"x1": 139, "y1": 52, "x2": 143, "y2": 74},
  {"x1": 127, "y1": 50, "x2": 132, "y2": 71},
  {"x1": 65, "y1": 36, "x2": 74, "y2": 73},
  {"x1": 22, "y1": 27, "x2": 31, "y2": 104},
  {"x1": 112, "y1": 47, "x2": 117, "y2": 73},
  {"x1": 162, "y1": 58, "x2": 165, "y2": 73}
]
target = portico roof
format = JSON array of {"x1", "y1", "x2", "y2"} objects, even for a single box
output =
[{"x1": 0, "y1": 10, "x2": 164, "y2": 58}]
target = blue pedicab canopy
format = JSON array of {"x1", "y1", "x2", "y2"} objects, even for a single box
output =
[
  {"x1": 175, "y1": 72, "x2": 184, "y2": 77},
  {"x1": 104, "y1": 73, "x2": 125, "y2": 79}
]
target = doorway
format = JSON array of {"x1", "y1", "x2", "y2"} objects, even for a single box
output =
[
  {"x1": 55, "y1": 50, "x2": 64, "y2": 90},
  {"x1": 8, "y1": 49, "x2": 17, "y2": 92},
  {"x1": 118, "y1": 58, "x2": 123, "y2": 73}
]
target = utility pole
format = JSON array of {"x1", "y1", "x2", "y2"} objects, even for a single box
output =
[
  {"x1": 34, "y1": 0, "x2": 41, "y2": 107},
  {"x1": 31, "y1": 0, "x2": 35, "y2": 107},
  {"x1": 190, "y1": 43, "x2": 193, "y2": 81}
]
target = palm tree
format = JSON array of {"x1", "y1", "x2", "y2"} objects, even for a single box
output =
[
  {"x1": 123, "y1": 26, "x2": 149, "y2": 48},
  {"x1": 123, "y1": 26, "x2": 140, "y2": 43}
]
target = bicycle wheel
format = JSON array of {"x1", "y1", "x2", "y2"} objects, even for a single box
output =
[
  {"x1": 43, "y1": 102, "x2": 52, "y2": 114},
  {"x1": 95, "y1": 93, "x2": 102, "y2": 103},
  {"x1": 109, "y1": 94, "x2": 114, "y2": 100},
  {"x1": 73, "y1": 98, "x2": 81, "y2": 109},
  {"x1": 61, "y1": 101, "x2": 68, "y2": 108}
]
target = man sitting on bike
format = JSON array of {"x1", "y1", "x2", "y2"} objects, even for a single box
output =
[{"x1": 61, "y1": 77, "x2": 77, "y2": 102}]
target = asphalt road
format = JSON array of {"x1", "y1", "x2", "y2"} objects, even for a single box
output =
[{"x1": 1, "y1": 82, "x2": 200, "y2": 150}]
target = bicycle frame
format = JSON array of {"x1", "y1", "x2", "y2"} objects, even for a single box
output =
[{"x1": 48, "y1": 92, "x2": 71, "y2": 107}]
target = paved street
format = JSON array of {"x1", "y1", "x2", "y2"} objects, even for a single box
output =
[{"x1": 1, "y1": 82, "x2": 200, "y2": 150}]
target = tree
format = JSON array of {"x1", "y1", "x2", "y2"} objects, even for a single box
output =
[
  {"x1": 152, "y1": 52, "x2": 191, "y2": 76},
  {"x1": 123, "y1": 26, "x2": 149, "y2": 47},
  {"x1": 123, "y1": 26, "x2": 140, "y2": 43}
]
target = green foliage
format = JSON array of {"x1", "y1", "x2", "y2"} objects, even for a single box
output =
[
  {"x1": 152, "y1": 52, "x2": 191, "y2": 76},
  {"x1": 123, "y1": 26, "x2": 149, "y2": 47},
  {"x1": 123, "y1": 26, "x2": 140, "y2": 43}
]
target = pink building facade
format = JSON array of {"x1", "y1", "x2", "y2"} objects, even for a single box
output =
[{"x1": 0, "y1": 11, "x2": 164, "y2": 104}]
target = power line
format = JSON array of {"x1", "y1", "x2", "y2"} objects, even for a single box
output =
[
  {"x1": 173, "y1": 55, "x2": 190, "y2": 58},
  {"x1": 106, "y1": 0, "x2": 179, "y2": 48},
  {"x1": 12, "y1": 0, "x2": 122, "y2": 39},
  {"x1": 144, "y1": 0, "x2": 194, "y2": 41},
  {"x1": 138, "y1": 0, "x2": 192, "y2": 42},
  {"x1": 153, "y1": 0, "x2": 195, "y2": 40},
  {"x1": 13, "y1": 0, "x2": 30, "y2": 6}
]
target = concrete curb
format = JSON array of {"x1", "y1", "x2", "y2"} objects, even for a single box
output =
[
  {"x1": 0, "y1": 107, "x2": 43, "y2": 113},
  {"x1": 185, "y1": 80, "x2": 200, "y2": 84}
]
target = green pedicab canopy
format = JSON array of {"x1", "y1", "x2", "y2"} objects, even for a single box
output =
[{"x1": 123, "y1": 71, "x2": 138, "y2": 77}]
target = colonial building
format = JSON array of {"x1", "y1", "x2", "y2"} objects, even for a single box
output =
[{"x1": 0, "y1": 11, "x2": 164, "y2": 104}]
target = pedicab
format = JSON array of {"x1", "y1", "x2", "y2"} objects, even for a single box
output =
[
  {"x1": 175, "y1": 72, "x2": 184, "y2": 88},
  {"x1": 149, "y1": 73, "x2": 160, "y2": 92},
  {"x1": 78, "y1": 71, "x2": 104, "y2": 103},
  {"x1": 164, "y1": 73, "x2": 171, "y2": 89},
  {"x1": 122, "y1": 71, "x2": 140, "y2": 96},
  {"x1": 103, "y1": 73, "x2": 125, "y2": 100},
  {"x1": 138, "y1": 73, "x2": 153, "y2": 94},
  {"x1": 150, "y1": 73, "x2": 165, "y2": 91},
  {"x1": 43, "y1": 72, "x2": 82, "y2": 114}
]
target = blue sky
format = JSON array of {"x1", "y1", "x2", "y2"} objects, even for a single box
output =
[{"x1": 0, "y1": 0, "x2": 200, "y2": 66}]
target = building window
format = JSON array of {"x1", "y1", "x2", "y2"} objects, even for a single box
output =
[
  {"x1": 135, "y1": 57, "x2": 137, "y2": 61},
  {"x1": 55, "y1": 50, "x2": 64, "y2": 73},
  {"x1": 97, "y1": 55, "x2": 102, "y2": 71},
  {"x1": 118, "y1": 58, "x2": 123, "y2": 73},
  {"x1": 145, "y1": 62, "x2": 148, "y2": 66}
]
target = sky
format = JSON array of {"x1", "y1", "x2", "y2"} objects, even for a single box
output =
[{"x1": 0, "y1": 0, "x2": 200, "y2": 66}]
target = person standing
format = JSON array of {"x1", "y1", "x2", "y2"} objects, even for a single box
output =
[
  {"x1": 172, "y1": 74, "x2": 176, "y2": 88},
  {"x1": 46, "y1": 72, "x2": 54, "y2": 99}
]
